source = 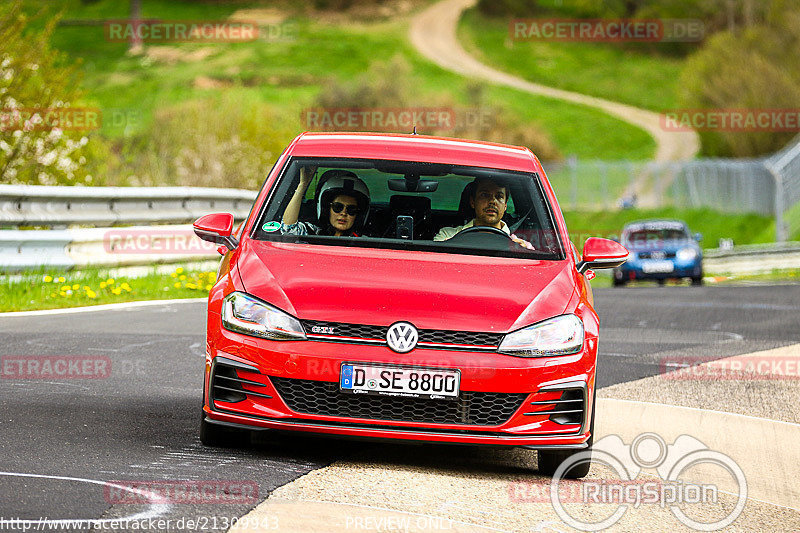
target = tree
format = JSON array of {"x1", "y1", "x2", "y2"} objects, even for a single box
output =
[
  {"x1": 678, "y1": 2, "x2": 800, "y2": 156},
  {"x1": 0, "y1": 1, "x2": 95, "y2": 185}
]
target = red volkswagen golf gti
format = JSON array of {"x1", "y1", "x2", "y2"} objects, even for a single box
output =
[{"x1": 194, "y1": 132, "x2": 627, "y2": 477}]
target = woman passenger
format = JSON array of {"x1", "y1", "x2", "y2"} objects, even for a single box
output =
[{"x1": 281, "y1": 168, "x2": 370, "y2": 237}]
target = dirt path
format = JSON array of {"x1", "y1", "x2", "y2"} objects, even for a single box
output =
[{"x1": 408, "y1": 0, "x2": 699, "y2": 163}]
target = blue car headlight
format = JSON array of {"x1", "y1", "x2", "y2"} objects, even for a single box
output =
[{"x1": 676, "y1": 247, "x2": 698, "y2": 262}]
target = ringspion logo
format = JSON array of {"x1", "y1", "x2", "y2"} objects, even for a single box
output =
[{"x1": 543, "y1": 433, "x2": 747, "y2": 531}]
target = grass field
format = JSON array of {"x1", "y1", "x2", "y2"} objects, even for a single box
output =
[
  {"x1": 0, "y1": 265, "x2": 212, "y2": 312},
  {"x1": 457, "y1": 7, "x2": 685, "y2": 112},
  {"x1": 563, "y1": 207, "x2": 775, "y2": 250},
  {"x1": 25, "y1": 0, "x2": 656, "y2": 162}
]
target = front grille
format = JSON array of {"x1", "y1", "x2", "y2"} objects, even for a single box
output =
[
  {"x1": 271, "y1": 377, "x2": 526, "y2": 426},
  {"x1": 524, "y1": 387, "x2": 585, "y2": 426},
  {"x1": 301, "y1": 320, "x2": 503, "y2": 348},
  {"x1": 637, "y1": 251, "x2": 676, "y2": 259},
  {"x1": 210, "y1": 358, "x2": 272, "y2": 405}
]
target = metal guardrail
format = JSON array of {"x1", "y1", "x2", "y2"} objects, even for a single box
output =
[
  {"x1": 703, "y1": 242, "x2": 800, "y2": 275},
  {"x1": 704, "y1": 241, "x2": 800, "y2": 258},
  {"x1": 0, "y1": 184, "x2": 257, "y2": 227},
  {"x1": 1, "y1": 185, "x2": 797, "y2": 274},
  {"x1": 0, "y1": 225, "x2": 221, "y2": 272}
]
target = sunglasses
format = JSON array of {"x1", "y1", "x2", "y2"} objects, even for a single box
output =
[{"x1": 330, "y1": 201, "x2": 359, "y2": 216}]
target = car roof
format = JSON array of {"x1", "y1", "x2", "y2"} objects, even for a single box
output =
[{"x1": 287, "y1": 132, "x2": 542, "y2": 173}]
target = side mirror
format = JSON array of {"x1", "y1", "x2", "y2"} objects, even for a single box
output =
[
  {"x1": 193, "y1": 213, "x2": 239, "y2": 251},
  {"x1": 694, "y1": 232, "x2": 703, "y2": 242},
  {"x1": 576, "y1": 237, "x2": 629, "y2": 274}
]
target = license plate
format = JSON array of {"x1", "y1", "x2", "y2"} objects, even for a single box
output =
[
  {"x1": 641, "y1": 260, "x2": 674, "y2": 273},
  {"x1": 340, "y1": 363, "x2": 460, "y2": 400}
]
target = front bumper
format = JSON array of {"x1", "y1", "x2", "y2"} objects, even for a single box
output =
[
  {"x1": 616, "y1": 261, "x2": 702, "y2": 280},
  {"x1": 204, "y1": 328, "x2": 596, "y2": 448}
]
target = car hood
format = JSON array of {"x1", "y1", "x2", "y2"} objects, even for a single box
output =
[{"x1": 236, "y1": 240, "x2": 576, "y2": 333}]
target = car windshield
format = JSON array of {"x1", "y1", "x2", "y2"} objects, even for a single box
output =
[
  {"x1": 624, "y1": 228, "x2": 688, "y2": 246},
  {"x1": 252, "y1": 157, "x2": 564, "y2": 260}
]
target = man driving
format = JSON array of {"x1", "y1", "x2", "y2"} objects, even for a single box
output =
[{"x1": 434, "y1": 177, "x2": 534, "y2": 249}]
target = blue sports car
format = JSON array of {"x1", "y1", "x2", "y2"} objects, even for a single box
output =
[{"x1": 613, "y1": 219, "x2": 703, "y2": 286}]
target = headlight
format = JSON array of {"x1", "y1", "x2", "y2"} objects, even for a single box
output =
[
  {"x1": 498, "y1": 314, "x2": 584, "y2": 357},
  {"x1": 221, "y1": 292, "x2": 306, "y2": 340},
  {"x1": 676, "y1": 247, "x2": 698, "y2": 262}
]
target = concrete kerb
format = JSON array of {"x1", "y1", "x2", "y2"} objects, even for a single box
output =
[{"x1": 229, "y1": 346, "x2": 800, "y2": 532}]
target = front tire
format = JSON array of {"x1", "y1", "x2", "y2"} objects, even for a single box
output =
[
  {"x1": 200, "y1": 411, "x2": 244, "y2": 447},
  {"x1": 538, "y1": 390, "x2": 595, "y2": 479},
  {"x1": 691, "y1": 275, "x2": 703, "y2": 286}
]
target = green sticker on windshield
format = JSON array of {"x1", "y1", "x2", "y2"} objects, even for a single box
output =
[{"x1": 262, "y1": 221, "x2": 281, "y2": 232}]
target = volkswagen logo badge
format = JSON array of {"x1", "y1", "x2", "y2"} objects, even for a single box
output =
[{"x1": 386, "y1": 322, "x2": 419, "y2": 353}]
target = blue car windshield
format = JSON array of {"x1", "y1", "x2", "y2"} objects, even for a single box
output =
[{"x1": 625, "y1": 229, "x2": 688, "y2": 246}]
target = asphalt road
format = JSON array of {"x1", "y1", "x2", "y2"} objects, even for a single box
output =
[{"x1": 1, "y1": 284, "x2": 798, "y2": 531}]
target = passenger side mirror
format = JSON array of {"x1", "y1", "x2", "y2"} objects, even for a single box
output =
[
  {"x1": 694, "y1": 232, "x2": 703, "y2": 242},
  {"x1": 576, "y1": 237, "x2": 628, "y2": 274},
  {"x1": 193, "y1": 213, "x2": 239, "y2": 251}
]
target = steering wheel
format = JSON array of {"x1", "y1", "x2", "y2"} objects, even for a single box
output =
[{"x1": 453, "y1": 225, "x2": 511, "y2": 239}]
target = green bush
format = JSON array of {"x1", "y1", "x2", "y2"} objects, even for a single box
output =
[
  {"x1": 313, "y1": 56, "x2": 562, "y2": 160},
  {"x1": 679, "y1": 6, "x2": 800, "y2": 157},
  {"x1": 119, "y1": 93, "x2": 295, "y2": 189}
]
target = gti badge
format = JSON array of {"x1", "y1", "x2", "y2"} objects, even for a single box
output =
[
  {"x1": 386, "y1": 322, "x2": 419, "y2": 353},
  {"x1": 311, "y1": 325, "x2": 335, "y2": 334}
]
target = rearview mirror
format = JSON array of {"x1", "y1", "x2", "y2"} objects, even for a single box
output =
[
  {"x1": 388, "y1": 177, "x2": 439, "y2": 192},
  {"x1": 193, "y1": 213, "x2": 239, "y2": 251},
  {"x1": 576, "y1": 237, "x2": 628, "y2": 274}
]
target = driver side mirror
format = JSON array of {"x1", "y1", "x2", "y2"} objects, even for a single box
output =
[
  {"x1": 193, "y1": 213, "x2": 239, "y2": 251},
  {"x1": 576, "y1": 237, "x2": 628, "y2": 274}
]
